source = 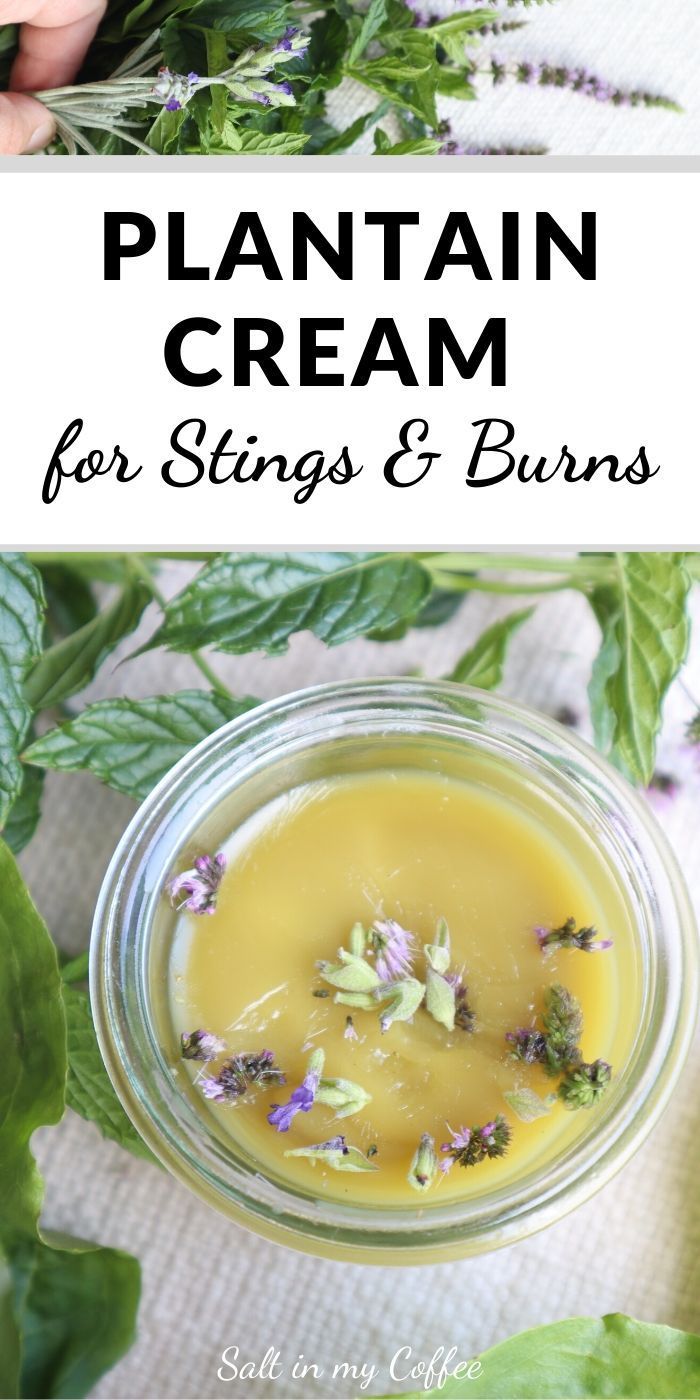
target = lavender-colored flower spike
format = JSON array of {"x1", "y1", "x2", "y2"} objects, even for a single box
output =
[
  {"x1": 267, "y1": 1049, "x2": 324, "y2": 1132},
  {"x1": 536, "y1": 917, "x2": 613, "y2": 956},
  {"x1": 440, "y1": 141, "x2": 546, "y2": 156},
  {"x1": 167, "y1": 852, "x2": 226, "y2": 916},
  {"x1": 370, "y1": 919, "x2": 415, "y2": 982},
  {"x1": 485, "y1": 56, "x2": 679, "y2": 111},
  {"x1": 181, "y1": 1029, "x2": 226, "y2": 1061}
]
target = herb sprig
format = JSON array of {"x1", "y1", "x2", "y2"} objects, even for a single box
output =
[{"x1": 0, "y1": 0, "x2": 680, "y2": 156}]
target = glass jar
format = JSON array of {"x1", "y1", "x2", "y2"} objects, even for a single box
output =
[{"x1": 90, "y1": 679, "x2": 698, "y2": 1264}]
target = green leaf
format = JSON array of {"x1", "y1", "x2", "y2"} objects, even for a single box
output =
[
  {"x1": 317, "y1": 102, "x2": 389, "y2": 153},
  {"x1": 1, "y1": 762, "x2": 44, "y2": 855},
  {"x1": 369, "y1": 587, "x2": 464, "y2": 642},
  {"x1": 431, "y1": 7, "x2": 496, "y2": 34},
  {"x1": 204, "y1": 28, "x2": 230, "y2": 134},
  {"x1": 188, "y1": 0, "x2": 288, "y2": 31},
  {"x1": 503, "y1": 1086, "x2": 555, "y2": 1122},
  {"x1": 348, "y1": 0, "x2": 388, "y2": 64},
  {"x1": 24, "y1": 579, "x2": 150, "y2": 712},
  {"x1": 40, "y1": 564, "x2": 97, "y2": 641},
  {"x1": 145, "y1": 104, "x2": 187, "y2": 153},
  {"x1": 25, "y1": 690, "x2": 258, "y2": 802},
  {"x1": 374, "y1": 137, "x2": 442, "y2": 154},
  {"x1": 60, "y1": 950, "x2": 90, "y2": 985},
  {"x1": 284, "y1": 1142, "x2": 378, "y2": 1171},
  {"x1": 309, "y1": 10, "x2": 349, "y2": 86},
  {"x1": 394, "y1": 1315, "x2": 700, "y2": 1399},
  {"x1": 0, "y1": 839, "x2": 66, "y2": 1243},
  {"x1": 447, "y1": 608, "x2": 534, "y2": 689},
  {"x1": 350, "y1": 53, "x2": 432, "y2": 82},
  {"x1": 435, "y1": 66, "x2": 477, "y2": 98},
  {"x1": 0, "y1": 555, "x2": 45, "y2": 827},
  {"x1": 8, "y1": 1233, "x2": 140, "y2": 1400},
  {"x1": 62, "y1": 984, "x2": 155, "y2": 1163},
  {"x1": 588, "y1": 554, "x2": 691, "y2": 785},
  {"x1": 0, "y1": 1256, "x2": 21, "y2": 1397},
  {"x1": 218, "y1": 129, "x2": 310, "y2": 154},
  {"x1": 414, "y1": 589, "x2": 464, "y2": 629},
  {"x1": 151, "y1": 552, "x2": 433, "y2": 656}
]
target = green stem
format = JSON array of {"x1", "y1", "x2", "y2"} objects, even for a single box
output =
[
  {"x1": 428, "y1": 571, "x2": 580, "y2": 596},
  {"x1": 126, "y1": 554, "x2": 235, "y2": 698},
  {"x1": 421, "y1": 552, "x2": 613, "y2": 581}
]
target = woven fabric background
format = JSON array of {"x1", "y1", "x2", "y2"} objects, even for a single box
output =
[
  {"x1": 323, "y1": 0, "x2": 700, "y2": 154},
  {"x1": 22, "y1": 562, "x2": 700, "y2": 1400}
]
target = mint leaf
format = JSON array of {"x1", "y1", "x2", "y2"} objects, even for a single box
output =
[
  {"x1": 25, "y1": 689, "x2": 259, "y2": 801},
  {"x1": 214, "y1": 130, "x2": 311, "y2": 154},
  {"x1": 151, "y1": 553, "x2": 432, "y2": 656},
  {"x1": 588, "y1": 554, "x2": 691, "y2": 785},
  {"x1": 0, "y1": 555, "x2": 44, "y2": 827},
  {"x1": 503, "y1": 1087, "x2": 555, "y2": 1122},
  {"x1": 62, "y1": 984, "x2": 155, "y2": 1163},
  {"x1": 8, "y1": 1233, "x2": 140, "y2": 1400},
  {"x1": 374, "y1": 137, "x2": 442, "y2": 154},
  {"x1": 40, "y1": 564, "x2": 97, "y2": 641},
  {"x1": 348, "y1": 0, "x2": 388, "y2": 64},
  {"x1": 2, "y1": 762, "x2": 44, "y2": 854},
  {"x1": 317, "y1": 103, "x2": 389, "y2": 153},
  {"x1": 447, "y1": 608, "x2": 534, "y2": 689},
  {"x1": 0, "y1": 838, "x2": 65, "y2": 1242},
  {"x1": 0, "y1": 841, "x2": 142, "y2": 1394},
  {"x1": 393, "y1": 1315, "x2": 700, "y2": 1399},
  {"x1": 24, "y1": 579, "x2": 150, "y2": 711}
]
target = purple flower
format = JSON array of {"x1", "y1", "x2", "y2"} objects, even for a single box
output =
[
  {"x1": 344, "y1": 1016, "x2": 359, "y2": 1042},
  {"x1": 267, "y1": 1066, "x2": 321, "y2": 1132},
  {"x1": 492, "y1": 56, "x2": 677, "y2": 110},
  {"x1": 187, "y1": 72, "x2": 199, "y2": 84},
  {"x1": 165, "y1": 99, "x2": 181, "y2": 111},
  {"x1": 275, "y1": 81, "x2": 293, "y2": 96},
  {"x1": 276, "y1": 25, "x2": 298, "y2": 50},
  {"x1": 506, "y1": 1026, "x2": 548, "y2": 1064},
  {"x1": 167, "y1": 852, "x2": 226, "y2": 916},
  {"x1": 370, "y1": 919, "x2": 415, "y2": 982},
  {"x1": 200, "y1": 1073, "x2": 230, "y2": 1102},
  {"x1": 441, "y1": 1116, "x2": 511, "y2": 1169},
  {"x1": 198, "y1": 1049, "x2": 285, "y2": 1104},
  {"x1": 441, "y1": 1125, "x2": 471, "y2": 1153},
  {"x1": 251, "y1": 92, "x2": 272, "y2": 106},
  {"x1": 181, "y1": 1028, "x2": 226, "y2": 1061}
]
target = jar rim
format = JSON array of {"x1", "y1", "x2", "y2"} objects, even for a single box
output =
[{"x1": 90, "y1": 678, "x2": 699, "y2": 1263}]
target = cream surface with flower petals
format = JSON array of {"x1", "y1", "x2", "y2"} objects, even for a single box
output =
[
  {"x1": 325, "y1": 0, "x2": 700, "y2": 154},
  {"x1": 25, "y1": 561, "x2": 700, "y2": 1400}
]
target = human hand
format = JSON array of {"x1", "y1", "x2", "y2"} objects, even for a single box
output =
[{"x1": 0, "y1": 0, "x2": 105, "y2": 153}]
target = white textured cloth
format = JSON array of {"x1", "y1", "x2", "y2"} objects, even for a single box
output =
[
  {"x1": 26, "y1": 567, "x2": 700, "y2": 1400},
  {"x1": 325, "y1": 0, "x2": 700, "y2": 154}
]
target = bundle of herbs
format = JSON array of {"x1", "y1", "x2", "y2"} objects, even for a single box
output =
[{"x1": 0, "y1": 0, "x2": 679, "y2": 156}]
